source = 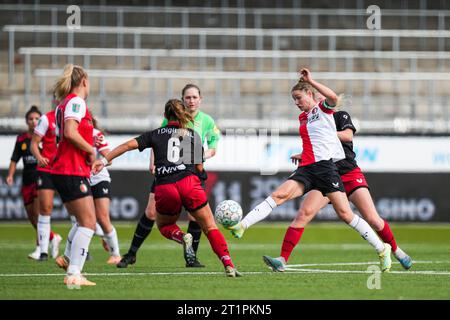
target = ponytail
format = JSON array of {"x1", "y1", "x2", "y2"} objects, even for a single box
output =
[
  {"x1": 25, "y1": 105, "x2": 41, "y2": 120},
  {"x1": 54, "y1": 64, "x2": 87, "y2": 101},
  {"x1": 164, "y1": 99, "x2": 193, "y2": 129}
]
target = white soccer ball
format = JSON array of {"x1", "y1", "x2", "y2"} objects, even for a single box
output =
[{"x1": 214, "y1": 200, "x2": 243, "y2": 228}]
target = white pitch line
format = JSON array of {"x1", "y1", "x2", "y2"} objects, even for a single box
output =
[
  {"x1": 0, "y1": 271, "x2": 269, "y2": 277},
  {"x1": 286, "y1": 260, "x2": 450, "y2": 267},
  {"x1": 284, "y1": 268, "x2": 450, "y2": 275}
]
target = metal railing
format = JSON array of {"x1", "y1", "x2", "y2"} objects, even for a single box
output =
[
  {"x1": 18, "y1": 47, "x2": 450, "y2": 107},
  {"x1": 5, "y1": 25, "x2": 450, "y2": 86},
  {"x1": 32, "y1": 68, "x2": 450, "y2": 124}
]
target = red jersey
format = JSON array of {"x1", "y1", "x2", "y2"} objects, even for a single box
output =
[
  {"x1": 34, "y1": 110, "x2": 57, "y2": 172},
  {"x1": 51, "y1": 93, "x2": 94, "y2": 177}
]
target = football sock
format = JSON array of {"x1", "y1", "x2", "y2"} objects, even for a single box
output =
[
  {"x1": 280, "y1": 227, "x2": 304, "y2": 262},
  {"x1": 67, "y1": 226, "x2": 94, "y2": 275},
  {"x1": 159, "y1": 224, "x2": 184, "y2": 244},
  {"x1": 37, "y1": 215, "x2": 51, "y2": 254},
  {"x1": 206, "y1": 229, "x2": 234, "y2": 268},
  {"x1": 129, "y1": 214, "x2": 155, "y2": 255},
  {"x1": 393, "y1": 247, "x2": 408, "y2": 260},
  {"x1": 104, "y1": 227, "x2": 120, "y2": 256},
  {"x1": 241, "y1": 196, "x2": 277, "y2": 229},
  {"x1": 70, "y1": 215, "x2": 77, "y2": 225},
  {"x1": 64, "y1": 223, "x2": 78, "y2": 258},
  {"x1": 94, "y1": 223, "x2": 105, "y2": 237},
  {"x1": 187, "y1": 220, "x2": 202, "y2": 254},
  {"x1": 349, "y1": 215, "x2": 385, "y2": 253},
  {"x1": 376, "y1": 220, "x2": 398, "y2": 251}
]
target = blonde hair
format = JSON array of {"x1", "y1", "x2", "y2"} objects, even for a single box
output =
[
  {"x1": 164, "y1": 99, "x2": 194, "y2": 129},
  {"x1": 54, "y1": 64, "x2": 87, "y2": 100}
]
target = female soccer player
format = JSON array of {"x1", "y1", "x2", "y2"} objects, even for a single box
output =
[
  {"x1": 117, "y1": 84, "x2": 220, "y2": 269},
  {"x1": 92, "y1": 99, "x2": 240, "y2": 277},
  {"x1": 51, "y1": 64, "x2": 97, "y2": 287},
  {"x1": 227, "y1": 68, "x2": 392, "y2": 272},
  {"x1": 7, "y1": 106, "x2": 60, "y2": 260},
  {"x1": 31, "y1": 96, "x2": 63, "y2": 261},
  {"x1": 262, "y1": 106, "x2": 412, "y2": 272}
]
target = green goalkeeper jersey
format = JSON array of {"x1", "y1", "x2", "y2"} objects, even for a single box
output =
[{"x1": 161, "y1": 110, "x2": 220, "y2": 149}]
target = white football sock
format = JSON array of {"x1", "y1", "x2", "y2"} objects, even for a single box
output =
[
  {"x1": 67, "y1": 227, "x2": 93, "y2": 275},
  {"x1": 349, "y1": 215, "x2": 385, "y2": 253},
  {"x1": 394, "y1": 247, "x2": 407, "y2": 260},
  {"x1": 94, "y1": 223, "x2": 105, "y2": 237},
  {"x1": 241, "y1": 196, "x2": 277, "y2": 229},
  {"x1": 104, "y1": 227, "x2": 120, "y2": 256},
  {"x1": 37, "y1": 215, "x2": 51, "y2": 254},
  {"x1": 64, "y1": 223, "x2": 78, "y2": 258}
]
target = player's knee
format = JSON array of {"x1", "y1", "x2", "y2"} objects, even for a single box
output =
[
  {"x1": 298, "y1": 206, "x2": 315, "y2": 218},
  {"x1": 40, "y1": 203, "x2": 53, "y2": 215},
  {"x1": 336, "y1": 209, "x2": 353, "y2": 224},
  {"x1": 271, "y1": 190, "x2": 289, "y2": 203},
  {"x1": 145, "y1": 205, "x2": 156, "y2": 219}
]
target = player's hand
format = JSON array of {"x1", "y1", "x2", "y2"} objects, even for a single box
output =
[
  {"x1": 91, "y1": 159, "x2": 105, "y2": 175},
  {"x1": 150, "y1": 165, "x2": 156, "y2": 175},
  {"x1": 299, "y1": 68, "x2": 313, "y2": 83},
  {"x1": 6, "y1": 175, "x2": 13, "y2": 186},
  {"x1": 37, "y1": 156, "x2": 49, "y2": 168},
  {"x1": 290, "y1": 153, "x2": 302, "y2": 165}
]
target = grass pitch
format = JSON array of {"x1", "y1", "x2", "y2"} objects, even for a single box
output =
[{"x1": 0, "y1": 222, "x2": 449, "y2": 300}]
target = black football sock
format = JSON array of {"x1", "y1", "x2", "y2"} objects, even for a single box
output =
[
  {"x1": 129, "y1": 214, "x2": 155, "y2": 255},
  {"x1": 187, "y1": 220, "x2": 202, "y2": 254}
]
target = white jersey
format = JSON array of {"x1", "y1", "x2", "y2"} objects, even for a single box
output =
[
  {"x1": 90, "y1": 128, "x2": 111, "y2": 186},
  {"x1": 299, "y1": 100, "x2": 345, "y2": 166}
]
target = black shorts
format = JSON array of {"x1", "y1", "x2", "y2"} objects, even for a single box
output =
[
  {"x1": 37, "y1": 171, "x2": 55, "y2": 190},
  {"x1": 91, "y1": 181, "x2": 111, "y2": 199},
  {"x1": 150, "y1": 170, "x2": 206, "y2": 194},
  {"x1": 51, "y1": 174, "x2": 92, "y2": 203},
  {"x1": 287, "y1": 160, "x2": 345, "y2": 196}
]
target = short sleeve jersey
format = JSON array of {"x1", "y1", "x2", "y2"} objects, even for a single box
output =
[
  {"x1": 333, "y1": 111, "x2": 358, "y2": 175},
  {"x1": 90, "y1": 128, "x2": 111, "y2": 186},
  {"x1": 34, "y1": 110, "x2": 57, "y2": 172},
  {"x1": 298, "y1": 100, "x2": 345, "y2": 166},
  {"x1": 135, "y1": 122, "x2": 204, "y2": 185},
  {"x1": 161, "y1": 110, "x2": 220, "y2": 149},
  {"x1": 51, "y1": 93, "x2": 94, "y2": 177},
  {"x1": 10, "y1": 132, "x2": 37, "y2": 185}
]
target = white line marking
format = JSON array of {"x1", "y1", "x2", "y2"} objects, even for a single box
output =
[
  {"x1": 284, "y1": 268, "x2": 450, "y2": 275},
  {"x1": 286, "y1": 260, "x2": 450, "y2": 267}
]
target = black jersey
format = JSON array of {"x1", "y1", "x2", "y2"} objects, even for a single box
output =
[
  {"x1": 135, "y1": 122, "x2": 204, "y2": 185},
  {"x1": 333, "y1": 111, "x2": 358, "y2": 175},
  {"x1": 10, "y1": 132, "x2": 38, "y2": 185}
]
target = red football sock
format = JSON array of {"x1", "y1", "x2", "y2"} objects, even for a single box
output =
[
  {"x1": 206, "y1": 229, "x2": 234, "y2": 268},
  {"x1": 159, "y1": 224, "x2": 184, "y2": 244},
  {"x1": 49, "y1": 231, "x2": 55, "y2": 241},
  {"x1": 377, "y1": 220, "x2": 397, "y2": 252},
  {"x1": 280, "y1": 227, "x2": 304, "y2": 262}
]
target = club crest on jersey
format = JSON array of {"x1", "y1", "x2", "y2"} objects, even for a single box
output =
[
  {"x1": 308, "y1": 107, "x2": 320, "y2": 124},
  {"x1": 80, "y1": 182, "x2": 88, "y2": 193},
  {"x1": 21, "y1": 143, "x2": 27, "y2": 151}
]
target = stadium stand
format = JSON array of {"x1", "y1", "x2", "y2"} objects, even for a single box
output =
[{"x1": 0, "y1": 1, "x2": 449, "y2": 133}]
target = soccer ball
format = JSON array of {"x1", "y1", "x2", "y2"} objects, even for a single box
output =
[{"x1": 214, "y1": 200, "x2": 243, "y2": 228}]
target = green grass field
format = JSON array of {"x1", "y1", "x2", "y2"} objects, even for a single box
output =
[{"x1": 0, "y1": 222, "x2": 449, "y2": 300}]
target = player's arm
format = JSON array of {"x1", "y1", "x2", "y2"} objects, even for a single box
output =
[
  {"x1": 337, "y1": 129, "x2": 354, "y2": 143},
  {"x1": 300, "y1": 68, "x2": 338, "y2": 107},
  {"x1": 92, "y1": 139, "x2": 138, "y2": 174},
  {"x1": 7, "y1": 139, "x2": 21, "y2": 185},
  {"x1": 6, "y1": 161, "x2": 17, "y2": 186},
  {"x1": 205, "y1": 119, "x2": 220, "y2": 159},
  {"x1": 64, "y1": 119, "x2": 96, "y2": 156},
  {"x1": 30, "y1": 134, "x2": 49, "y2": 168},
  {"x1": 149, "y1": 149, "x2": 155, "y2": 174}
]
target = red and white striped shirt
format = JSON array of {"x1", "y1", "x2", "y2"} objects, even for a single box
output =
[{"x1": 299, "y1": 100, "x2": 345, "y2": 166}]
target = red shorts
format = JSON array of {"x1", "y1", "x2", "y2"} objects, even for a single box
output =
[
  {"x1": 340, "y1": 167, "x2": 369, "y2": 196},
  {"x1": 21, "y1": 183, "x2": 38, "y2": 206},
  {"x1": 154, "y1": 175, "x2": 208, "y2": 216}
]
